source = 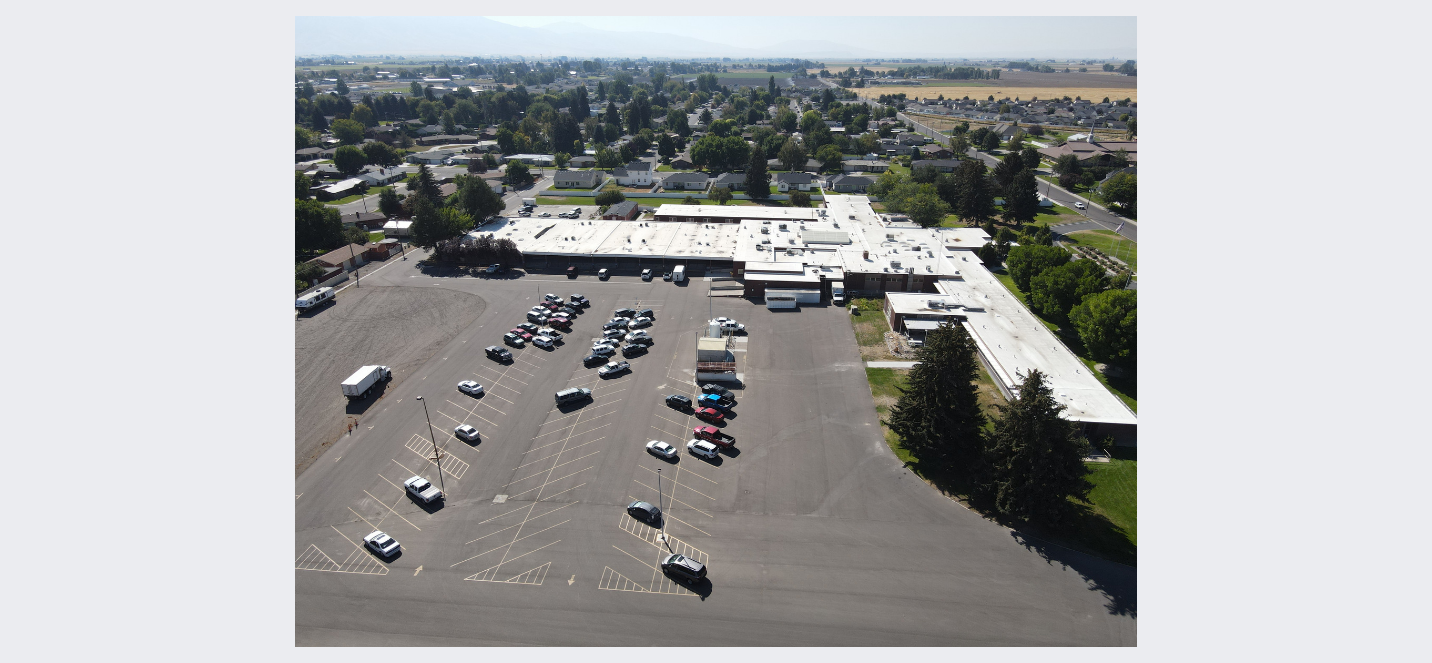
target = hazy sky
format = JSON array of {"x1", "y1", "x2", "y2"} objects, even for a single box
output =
[{"x1": 487, "y1": 16, "x2": 1136, "y2": 57}]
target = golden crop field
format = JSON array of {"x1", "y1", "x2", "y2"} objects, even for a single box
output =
[{"x1": 857, "y1": 85, "x2": 1137, "y2": 103}]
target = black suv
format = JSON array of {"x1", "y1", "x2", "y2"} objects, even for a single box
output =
[
  {"x1": 621, "y1": 344, "x2": 647, "y2": 358},
  {"x1": 665, "y1": 394, "x2": 692, "y2": 410},
  {"x1": 583, "y1": 353, "x2": 606, "y2": 366},
  {"x1": 637, "y1": 308, "x2": 654, "y2": 319},
  {"x1": 613, "y1": 308, "x2": 637, "y2": 318},
  {"x1": 485, "y1": 346, "x2": 512, "y2": 362},
  {"x1": 570, "y1": 294, "x2": 588, "y2": 306},
  {"x1": 627, "y1": 336, "x2": 654, "y2": 347},
  {"x1": 660, "y1": 554, "x2": 707, "y2": 583},
  {"x1": 700, "y1": 383, "x2": 730, "y2": 397}
]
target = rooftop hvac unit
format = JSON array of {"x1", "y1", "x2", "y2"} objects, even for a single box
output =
[
  {"x1": 891, "y1": 260, "x2": 902, "y2": 269},
  {"x1": 761, "y1": 227, "x2": 769, "y2": 234},
  {"x1": 926, "y1": 265, "x2": 933, "y2": 272},
  {"x1": 928, "y1": 300, "x2": 943, "y2": 309}
]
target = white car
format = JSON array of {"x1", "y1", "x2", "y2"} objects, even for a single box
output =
[
  {"x1": 687, "y1": 439, "x2": 721, "y2": 459},
  {"x1": 538, "y1": 328, "x2": 563, "y2": 341},
  {"x1": 458, "y1": 380, "x2": 484, "y2": 396},
  {"x1": 454, "y1": 424, "x2": 480, "y2": 442},
  {"x1": 646, "y1": 440, "x2": 678, "y2": 459},
  {"x1": 1074, "y1": 201, "x2": 1087, "y2": 210},
  {"x1": 624, "y1": 330, "x2": 650, "y2": 342},
  {"x1": 629, "y1": 316, "x2": 652, "y2": 328},
  {"x1": 598, "y1": 360, "x2": 631, "y2": 377},
  {"x1": 711, "y1": 317, "x2": 745, "y2": 332},
  {"x1": 544, "y1": 293, "x2": 561, "y2": 303},
  {"x1": 532, "y1": 335, "x2": 554, "y2": 349},
  {"x1": 364, "y1": 530, "x2": 401, "y2": 557},
  {"x1": 404, "y1": 476, "x2": 443, "y2": 503}
]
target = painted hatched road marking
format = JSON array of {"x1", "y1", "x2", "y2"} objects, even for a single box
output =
[{"x1": 405, "y1": 433, "x2": 471, "y2": 480}]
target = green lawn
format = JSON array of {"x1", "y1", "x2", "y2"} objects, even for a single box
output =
[
  {"x1": 535, "y1": 196, "x2": 596, "y2": 206},
  {"x1": 656, "y1": 165, "x2": 697, "y2": 172},
  {"x1": 368, "y1": 232, "x2": 385, "y2": 243},
  {"x1": 1085, "y1": 450, "x2": 1137, "y2": 547},
  {"x1": 323, "y1": 185, "x2": 389, "y2": 206},
  {"x1": 1065, "y1": 229, "x2": 1138, "y2": 270}
]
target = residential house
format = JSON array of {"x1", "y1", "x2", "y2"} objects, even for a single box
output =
[
  {"x1": 438, "y1": 183, "x2": 458, "y2": 198},
  {"x1": 553, "y1": 169, "x2": 603, "y2": 189},
  {"x1": 317, "y1": 178, "x2": 365, "y2": 201},
  {"x1": 919, "y1": 145, "x2": 953, "y2": 159},
  {"x1": 406, "y1": 151, "x2": 453, "y2": 165},
  {"x1": 357, "y1": 166, "x2": 405, "y2": 186},
  {"x1": 910, "y1": 159, "x2": 961, "y2": 174},
  {"x1": 601, "y1": 200, "x2": 640, "y2": 220},
  {"x1": 418, "y1": 134, "x2": 478, "y2": 146},
  {"x1": 841, "y1": 160, "x2": 889, "y2": 173},
  {"x1": 310, "y1": 243, "x2": 371, "y2": 270},
  {"x1": 340, "y1": 212, "x2": 388, "y2": 230},
  {"x1": 660, "y1": 171, "x2": 708, "y2": 191},
  {"x1": 828, "y1": 174, "x2": 873, "y2": 193},
  {"x1": 503, "y1": 154, "x2": 556, "y2": 166},
  {"x1": 568, "y1": 155, "x2": 596, "y2": 168},
  {"x1": 1036, "y1": 140, "x2": 1138, "y2": 166},
  {"x1": 670, "y1": 154, "x2": 694, "y2": 169},
  {"x1": 898, "y1": 132, "x2": 928, "y2": 146},
  {"x1": 774, "y1": 172, "x2": 814, "y2": 192},
  {"x1": 711, "y1": 172, "x2": 746, "y2": 190},
  {"x1": 295, "y1": 147, "x2": 334, "y2": 162},
  {"x1": 612, "y1": 160, "x2": 654, "y2": 186}
]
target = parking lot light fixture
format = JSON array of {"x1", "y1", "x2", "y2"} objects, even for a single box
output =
[{"x1": 415, "y1": 396, "x2": 446, "y2": 493}]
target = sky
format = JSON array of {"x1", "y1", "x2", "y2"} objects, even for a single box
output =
[{"x1": 486, "y1": 16, "x2": 1136, "y2": 58}]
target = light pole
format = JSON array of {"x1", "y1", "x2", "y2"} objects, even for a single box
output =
[
  {"x1": 414, "y1": 396, "x2": 446, "y2": 493},
  {"x1": 349, "y1": 244, "x2": 360, "y2": 288},
  {"x1": 656, "y1": 467, "x2": 669, "y2": 547}
]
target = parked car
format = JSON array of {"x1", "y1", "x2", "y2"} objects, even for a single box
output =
[
  {"x1": 695, "y1": 407, "x2": 725, "y2": 423},
  {"x1": 532, "y1": 335, "x2": 554, "y2": 349},
  {"x1": 503, "y1": 333, "x2": 525, "y2": 347},
  {"x1": 625, "y1": 330, "x2": 650, "y2": 342},
  {"x1": 660, "y1": 553, "x2": 706, "y2": 583},
  {"x1": 687, "y1": 439, "x2": 721, "y2": 460},
  {"x1": 621, "y1": 344, "x2": 647, "y2": 358},
  {"x1": 603, "y1": 319, "x2": 629, "y2": 330},
  {"x1": 526, "y1": 312, "x2": 549, "y2": 324},
  {"x1": 540, "y1": 212, "x2": 552, "y2": 218},
  {"x1": 485, "y1": 264, "x2": 501, "y2": 274},
  {"x1": 602, "y1": 328, "x2": 626, "y2": 340},
  {"x1": 590, "y1": 343, "x2": 617, "y2": 356},
  {"x1": 537, "y1": 328, "x2": 563, "y2": 341},
  {"x1": 454, "y1": 424, "x2": 480, "y2": 442},
  {"x1": 627, "y1": 500, "x2": 661, "y2": 524},
  {"x1": 404, "y1": 476, "x2": 443, "y2": 503},
  {"x1": 509, "y1": 329, "x2": 533, "y2": 341},
  {"x1": 557, "y1": 306, "x2": 578, "y2": 316},
  {"x1": 614, "y1": 308, "x2": 637, "y2": 318},
  {"x1": 364, "y1": 531, "x2": 401, "y2": 557},
  {"x1": 458, "y1": 380, "x2": 484, "y2": 396},
  {"x1": 629, "y1": 316, "x2": 653, "y2": 329},
  {"x1": 663, "y1": 272, "x2": 672, "y2": 281},
  {"x1": 599, "y1": 360, "x2": 631, "y2": 377},
  {"x1": 693, "y1": 426, "x2": 734, "y2": 447},
  {"x1": 665, "y1": 394, "x2": 693, "y2": 410},
  {"x1": 1074, "y1": 201, "x2": 1087, "y2": 210},
  {"x1": 698, "y1": 393, "x2": 732, "y2": 410},
  {"x1": 583, "y1": 353, "x2": 606, "y2": 366},
  {"x1": 627, "y1": 335, "x2": 654, "y2": 347},
  {"x1": 570, "y1": 294, "x2": 588, "y2": 306},
  {"x1": 700, "y1": 383, "x2": 731, "y2": 397},
  {"x1": 598, "y1": 268, "x2": 610, "y2": 280},
  {"x1": 544, "y1": 293, "x2": 561, "y2": 303},
  {"x1": 645, "y1": 440, "x2": 678, "y2": 459},
  {"x1": 517, "y1": 322, "x2": 540, "y2": 334},
  {"x1": 637, "y1": 308, "x2": 654, "y2": 320},
  {"x1": 567, "y1": 266, "x2": 578, "y2": 278},
  {"x1": 641, "y1": 269, "x2": 653, "y2": 281},
  {"x1": 485, "y1": 345, "x2": 512, "y2": 362}
]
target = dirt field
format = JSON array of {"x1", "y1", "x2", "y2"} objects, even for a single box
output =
[{"x1": 294, "y1": 285, "x2": 485, "y2": 475}]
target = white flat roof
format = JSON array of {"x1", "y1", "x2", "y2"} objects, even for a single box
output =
[
  {"x1": 935, "y1": 271, "x2": 1136, "y2": 426},
  {"x1": 654, "y1": 205, "x2": 822, "y2": 221},
  {"x1": 468, "y1": 217, "x2": 741, "y2": 259}
]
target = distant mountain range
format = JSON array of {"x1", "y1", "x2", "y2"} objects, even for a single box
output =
[{"x1": 296, "y1": 17, "x2": 1115, "y2": 60}]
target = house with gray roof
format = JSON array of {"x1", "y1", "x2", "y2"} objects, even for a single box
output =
[
  {"x1": 774, "y1": 172, "x2": 814, "y2": 192},
  {"x1": 552, "y1": 169, "x2": 603, "y2": 189},
  {"x1": 828, "y1": 174, "x2": 873, "y2": 193},
  {"x1": 910, "y1": 159, "x2": 961, "y2": 173},
  {"x1": 660, "y1": 171, "x2": 708, "y2": 191},
  {"x1": 712, "y1": 172, "x2": 746, "y2": 190}
]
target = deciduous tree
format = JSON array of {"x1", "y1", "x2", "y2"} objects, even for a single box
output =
[
  {"x1": 1069, "y1": 289, "x2": 1137, "y2": 366},
  {"x1": 505, "y1": 160, "x2": 533, "y2": 186},
  {"x1": 333, "y1": 145, "x2": 366, "y2": 176},
  {"x1": 789, "y1": 190, "x2": 811, "y2": 207},
  {"x1": 295, "y1": 199, "x2": 345, "y2": 253},
  {"x1": 411, "y1": 196, "x2": 472, "y2": 248},
  {"x1": 1101, "y1": 172, "x2": 1137, "y2": 216},
  {"x1": 907, "y1": 189, "x2": 951, "y2": 228},
  {"x1": 296, "y1": 172, "x2": 312, "y2": 199},
  {"x1": 454, "y1": 175, "x2": 504, "y2": 221},
  {"x1": 709, "y1": 186, "x2": 733, "y2": 205},
  {"x1": 1005, "y1": 244, "x2": 1070, "y2": 292},
  {"x1": 1028, "y1": 259, "x2": 1110, "y2": 321},
  {"x1": 378, "y1": 187, "x2": 402, "y2": 216},
  {"x1": 595, "y1": 183, "x2": 625, "y2": 206},
  {"x1": 330, "y1": 118, "x2": 365, "y2": 145}
]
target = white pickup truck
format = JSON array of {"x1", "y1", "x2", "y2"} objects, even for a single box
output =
[{"x1": 404, "y1": 476, "x2": 443, "y2": 503}]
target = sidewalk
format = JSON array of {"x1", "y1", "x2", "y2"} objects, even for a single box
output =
[{"x1": 866, "y1": 361, "x2": 920, "y2": 368}]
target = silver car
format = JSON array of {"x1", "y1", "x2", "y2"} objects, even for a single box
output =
[
  {"x1": 645, "y1": 440, "x2": 677, "y2": 459},
  {"x1": 364, "y1": 530, "x2": 401, "y2": 557}
]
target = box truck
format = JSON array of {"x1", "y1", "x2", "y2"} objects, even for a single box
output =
[
  {"x1": 341, "y1": 365, "x2": 392, "y2": 400},
  {"x1": 830, "y1": 281, "x2": 846, "y2": 305},
  {"x1": 671, "y1": 265, "x2": 685, "y2": 282}
]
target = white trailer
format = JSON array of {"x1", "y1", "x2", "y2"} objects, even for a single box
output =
[
  {"x1": 830, "y1": 281, "x2": 846, "y2": 305},
  {"x1": 522, "y1": 198, "x2": 536, "y2": 208},
  {"x1": 671, "y1": 265, "x2": 685, "y2": 282},
  {"x1": 341, "y1": 365, "x2": 392, "y2": 400},
  {"x1": 296, "y1": 287, "x2": 335, "y2": 311}
]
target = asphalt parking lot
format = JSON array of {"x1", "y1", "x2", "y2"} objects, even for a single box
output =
[{"x1": 295, "y1": 259, "x2": 1136, "y2": 646}]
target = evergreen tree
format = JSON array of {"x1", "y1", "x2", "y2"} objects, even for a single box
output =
[
  {"x1": 954, "y1": 160, "x2": 995, "y2": 223},
  {"x1": 411, "y1": 164, "x2": 442, "y2": 203},
  {"x1": 979, "y1": 370, "x2": 1092, "y2": 525},
  {"x1": 1001, "y1": 169, "x2": 1041, "y2": 225},
  {"x1": 378, "y1": 187, "x2": 402, "y2": 216},
  {"x1": 745, "y1": 144, "x2": 771, "y2": 200},
  {"x1": 886, "y1": 323, "x2": 987, "y2": 475}
]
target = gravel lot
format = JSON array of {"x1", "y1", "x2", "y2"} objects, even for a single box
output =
[{"x1": 294, "y1": 285, "x2": 485, "y2": 475}]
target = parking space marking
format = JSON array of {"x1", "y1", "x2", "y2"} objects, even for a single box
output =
[
  {"x1": 362, "y1": 489, "x2": 422, "y2": 532},
  {"x1": 464, "y1": 539, "x2": 562, "y2": 582},
  {"x1": 452, "y1": 519, "x2": 570, "y2": 567},
  {"x1": 631, "y1": 478, "x2": 713, "y2": 518},
  {"x1": 446, "y1": 394, "x2": 508, "y2": 419},
  {"x1": 505, "y1": 465, "x2": 595, "y2": 500},
  {"x1": 482, "y1": 391, "x2": 517, "y2": 406},
  {"x1": 650, "y1": 413, "x2": 691, "y2": 429},
  {"x1": 502, "y1": 450, "x2": 601, "y2": 487},
  {"x1": 295, "y1": 526, "x2": 391, "y2": 575},
  {"x1": 436, "y1": 403, "x2": 502, "y2": 432},
  {"x1": 601, "y1": 544, "x2": 700, "y2": 597},
  {"x1": 638, "y1": 465, "x2": 717, "y2": 502},
  {"x1": 404, "y1": 434, "x2": 471, "y2": 480},
  {"x1": 473, "y1": 367, "x2": 528, "y2": 386},
  {"x1": 533, "y1": 416, "x2": 613, "y2": 439},
  {"x1": 598, "y1": 566, "x2": 651, "y2": 593},
  {"x1": 513, "y1": 438, "x2": 600, "y2": 470},
  {"x1": 616, "y1": 514, "x2": 710, "y2": 564},
  {"x1": 537, "y1": 482, "x2": 585, "y2": 502},
  {"x1": 469, "y1": 561, "x2": 551, "y2": 585}
]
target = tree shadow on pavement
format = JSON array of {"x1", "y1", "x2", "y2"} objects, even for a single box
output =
[{"x1": 1009, "y1": 526, "x2": 1137, "y2": 618}]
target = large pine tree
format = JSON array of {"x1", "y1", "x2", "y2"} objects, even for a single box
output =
[
  {"x1": 885, "y1": 322, "x2": 987, "y2": 476},
  {"x1": 979, "y1": 370, "x2": 1091, "y2": 525},
  {"x1": 745, "y1": 142, "x2": 771, "y2": 200}
]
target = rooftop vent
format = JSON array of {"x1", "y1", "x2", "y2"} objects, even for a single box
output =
[{"x1": 891, "y1": 260, "x2": 902, "y2": 269}]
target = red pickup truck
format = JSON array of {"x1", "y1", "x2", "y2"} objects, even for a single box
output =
[{"x1": 692, "y1": 426, "x2": 734, "y2": 448}]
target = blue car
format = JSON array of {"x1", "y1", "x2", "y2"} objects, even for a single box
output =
[{"x1": 697, "y1": 393, "x2": 732, "y2": 410}]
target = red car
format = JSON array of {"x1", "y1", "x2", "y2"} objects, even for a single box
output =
[
  {"x1": 692, "y1": 426, "x2": 734, "y2": 448},
  {"x1": 509, "y1": 328, "x2": 533, "y2": 341},
  {"x1": 695, "y1": 407, "x2": 725, "y2": 423}
]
